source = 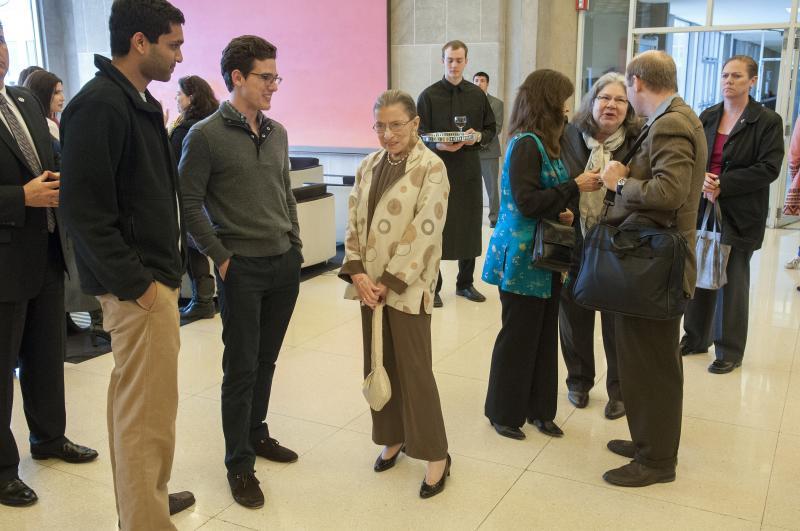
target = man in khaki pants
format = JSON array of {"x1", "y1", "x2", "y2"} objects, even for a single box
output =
[{"x1": 60, "y1": 1, "x2": 194, "y2": 528}]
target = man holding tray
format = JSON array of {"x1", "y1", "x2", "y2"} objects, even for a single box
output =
[{"x1": 417, "y1": 40, "x2": 496, "y2": 307}]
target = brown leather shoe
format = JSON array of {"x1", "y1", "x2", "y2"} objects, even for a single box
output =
[
  {"x1": 228, "y1": 471, "x2": 264, "y2": 508},
  {"x1": 603, "y1": 461, "x2": 675, "y2": 487},
  {"x1": 604, "y1": 399, "x2": 626, "y2": 420},
  {"x1": 168, "y1": 491, "x2": 195, "y2": 515},
  {"x1": 0, "y1": 477, "x2": 37, "y2": 507},
  {"x1": 254, "y1": 437, "x2": 298, "y2": 463},
  {"x1": 607, "y1": 439, "x2": 635, "y2": 458}
]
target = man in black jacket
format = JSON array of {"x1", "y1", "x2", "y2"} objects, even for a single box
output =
[
  {"x1": 60, "y1": 1, "x2": 193, "y2": 528},
  {"x1": 0, "y1": 20, "x2": 98, "y2": 508}
]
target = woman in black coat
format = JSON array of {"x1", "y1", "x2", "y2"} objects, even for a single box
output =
[
  {"x1": 558, "y1": 72, "x2": 640, "y2": 419},
  {"x1": 169, "y1": 75, "x2": 220, "y2": 321},
  {"x1": 680, "y1": 55, "x2": 784, "y2": 374}
]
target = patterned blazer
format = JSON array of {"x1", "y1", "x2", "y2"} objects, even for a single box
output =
[{"x1": 343, "y1": 138, "x2": 450, "y2": 314}]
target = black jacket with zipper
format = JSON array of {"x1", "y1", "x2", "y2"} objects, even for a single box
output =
[
  {"x1": 698, "y1": 97, "x2": 784, "y2": 251},
  {"x1": 60, "y1": 55, "x2": 186, "y2": 300}
]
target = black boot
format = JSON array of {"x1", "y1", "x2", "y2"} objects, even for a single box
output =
[{"x1": 181, "y1": 271, "x2": 216, "y2": 322}]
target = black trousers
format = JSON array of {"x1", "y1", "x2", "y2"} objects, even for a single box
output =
[
  {"x1": 485, "y1": 276, "x2": 561, "y2": 428},
  {"x1": 559, "y1": 283, "x2": 620, "y2": 400},
  {"x1": 615, "y1": 313, "x2": 682, "y2": 470},
  {"x1": 186, "y1": 245, "x2": 215, "y2": 302},
  {"x1": 0, "y1": 234, "x2": 67, "y2": 481},
  {"x1": 435, "y1": 258, "x2": 475, "y2": 293},
  {"x1": 216, "y1": 248, "x2": 301, "y2": 474},
  {"x1": 682, "y1": 247, "x2": 753, "y2": 363}
]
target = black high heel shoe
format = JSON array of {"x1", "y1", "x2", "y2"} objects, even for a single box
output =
[
  {"x1": 373, "y1": 444, "x2": 405, "y2": 472},
  {"x1": 419, "y1": 454, "x2": 451, "y2": 499}
]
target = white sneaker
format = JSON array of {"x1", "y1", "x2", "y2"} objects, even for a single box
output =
[{"x1": 786, "y1": 256, "x2": 800, "y2": 269}]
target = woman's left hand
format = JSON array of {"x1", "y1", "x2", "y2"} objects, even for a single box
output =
[
  {"x1": 373, "y1": 283, "x2": 388, "y2": 302},
  {"x1": 558, "y1": 209, "x2": 575, "y2": 226},
  {"x1": 703, "y1": 172, "x2": 721, "y2": 203}
]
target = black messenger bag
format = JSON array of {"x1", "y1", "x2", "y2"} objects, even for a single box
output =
[{"x1": 572, "y1": 121, "x2": 689, "y2": 320}]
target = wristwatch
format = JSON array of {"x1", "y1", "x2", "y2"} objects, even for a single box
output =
[{"x1": 616, "y1": 178, "x2": 627, "y2": 195}]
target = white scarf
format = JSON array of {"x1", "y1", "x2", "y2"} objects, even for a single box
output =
[{"x1": 579, "y1": 127, "x2": 626, "y2": 234}]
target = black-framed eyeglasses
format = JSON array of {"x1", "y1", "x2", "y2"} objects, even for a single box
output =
[
  {"x1": 247, "y1": 72, "x2": 283, "y2": 85},
  {"x1": 372, "y1": 120, "x2": 412, "y2": 134}
]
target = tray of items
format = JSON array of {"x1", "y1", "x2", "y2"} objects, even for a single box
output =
[{"x1": 420, "y1": 131, "x2": 477, "y2": 143}]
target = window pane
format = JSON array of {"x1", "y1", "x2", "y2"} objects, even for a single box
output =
[
  {"x1": 713, "y1": 0, "x2": 790, "y2": 25},
  {"x1": 0, "y1": 0, "x2": 41, "y2": 86},
  {"x1": 636, "y1": 0, "x2": 707, "y2": 28},
  {"x1": 634, "y1": 29, "x2": 783, "y2": 114},
  {"x1": 580, "y1": 0, "x2": 631, "y2": 97}
]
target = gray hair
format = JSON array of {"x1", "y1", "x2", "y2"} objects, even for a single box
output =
[
  {"x1": 373, "y1": 89, "x2": 417, "y2": 119},
  {"x1": 572, "y1": 72, "x2": 638, "y2": 137}
]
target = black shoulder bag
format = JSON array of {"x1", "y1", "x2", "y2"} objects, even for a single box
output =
[
  {"x1": 531, "y1": 218, "x2": 575, "y2": 273},
  {"x1": 572, "y1": 121, "x2": 689, "y2": 320}
]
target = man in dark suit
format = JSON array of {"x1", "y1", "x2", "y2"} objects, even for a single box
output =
[
  {"x1": 601, "y1": 51, "x2": 706, "y2": 487},
  {"x1": 0, "y1": 21, "x2": 97, "y2": 507},
  {"x1": 472, "y1": 71, "x2": 504, "y2": 228}
]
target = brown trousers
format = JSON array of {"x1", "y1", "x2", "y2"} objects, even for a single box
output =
[
  {"x1": 360, "y1": 304, "x2": 448, "y2": 461},
  {"x1": 98, "y1": 282, "x2": 180, "y2": 531}
]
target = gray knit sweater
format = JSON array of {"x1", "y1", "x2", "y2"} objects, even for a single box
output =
[{"x1": 179, "y1": 102, "x2": 301, "y2": 266}]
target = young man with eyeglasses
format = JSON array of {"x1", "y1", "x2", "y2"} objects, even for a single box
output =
[{"x1": 179, "y1": 35, "x2": 302, "y2": 509}]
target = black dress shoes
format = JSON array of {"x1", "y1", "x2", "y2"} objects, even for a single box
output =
[
  {"x1": 603, "y1": 461, "x2": 675, "y2": 487},
  {"x1": 254, "y1": 437, "x2": 298, "y2": 463},
  {"x1": 528, "y1": 419, "x2": 564, "y2": 437},
  {"x1": 168, "y1": 491, "x2": 196, "y2": 515},
  {"x1": 419, "y1": 454, "x2": 451, "y2": 499},
  {"x1": 604, "y1": 399, "x2": 626, "y2": 420},
  {"x1": 433, "y1": 293, "x2": 444, "y2": 308},
  {"x1": 568, "y1": 390, "x2": 589, "y2": 408},
  {"x1": 606, "y1": 439, "x2": 635, "y2": 458},
  {"x1": 455, "y1": 285, "x2": 486, "y2": 302},
  {"x1": 228, "y1": 471, "x2": 264, "y2": 508},
  {"x1": 708, "y1": 360, "x2": 741, "y2": 374},
  {"x1": 31, "y1": 439, "x2": 98, "y2": 464},
  {"x1": 374, "y1": 444, "x2": 405, "y2": 472},
  {"x1": 180, "y1": 299, "x2": 216, "y2": 321},
  {"x1": 0, "y1": 477, "x2": 37, "y2": 507},
  {"x1": 679, "y1": 337, "x2": 708, "y2": 356},
  {"x1": 490, "y1": 420, "x2": 526, "y2": 440}
]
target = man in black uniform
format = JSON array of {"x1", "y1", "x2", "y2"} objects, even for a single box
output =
[{"x1": 417, "y1": 40, "x2": 496, "y2": 307}]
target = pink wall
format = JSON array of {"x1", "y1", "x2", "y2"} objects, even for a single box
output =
[{"x1": 149, "y1": 0, "x2": 388, "y2": 149}]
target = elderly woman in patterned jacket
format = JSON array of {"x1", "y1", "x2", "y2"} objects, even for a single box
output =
[{"x1": 339, "y1": 89, "x2": 451, "y2": 499}]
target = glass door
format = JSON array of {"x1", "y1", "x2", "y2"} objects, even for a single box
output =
[{"x1": 775, "y1": 28, "x2": 800, "y2": 227}]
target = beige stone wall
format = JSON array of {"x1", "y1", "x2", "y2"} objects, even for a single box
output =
[
  {"x1": 390, "y1": 0, "x2": 507, "y2": 104},
  {"x1": 390, "y1": 0, "x2": 580, "y2": 124}
]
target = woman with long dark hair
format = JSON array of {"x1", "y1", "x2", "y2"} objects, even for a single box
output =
[
  {"x1": 482, "y1": 70, "x2": 600, "y2": 440},
  {"x1": 25, "y1": 69, "x2": 110, "y2": 345},
  {"x1": 23, "y1": 69, "x2": 65, "y2": 140},
  {"x1": 169, "y1": 75, "x2": 220, "y2": 321}
]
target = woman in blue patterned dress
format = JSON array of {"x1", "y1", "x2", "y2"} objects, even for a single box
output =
[{"x1": 482, "y1": 70, "x2": 602, "y2": 440}]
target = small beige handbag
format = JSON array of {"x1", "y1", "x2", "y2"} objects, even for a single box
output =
[{"x1": 362, "y1": 303, "x2": 391, "y2": 411}]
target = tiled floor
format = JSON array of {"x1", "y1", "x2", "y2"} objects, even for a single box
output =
[{"x1": 4, "y1": 223, "x2": 800, "y2": 530}]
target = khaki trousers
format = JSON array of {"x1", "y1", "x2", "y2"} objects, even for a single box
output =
[
  {"x1": 360, "y1": 305, "x2": 448, "y2": 461},
  {"x1": 98, "y1": 282, "x2": 180, "y2": 531}
]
